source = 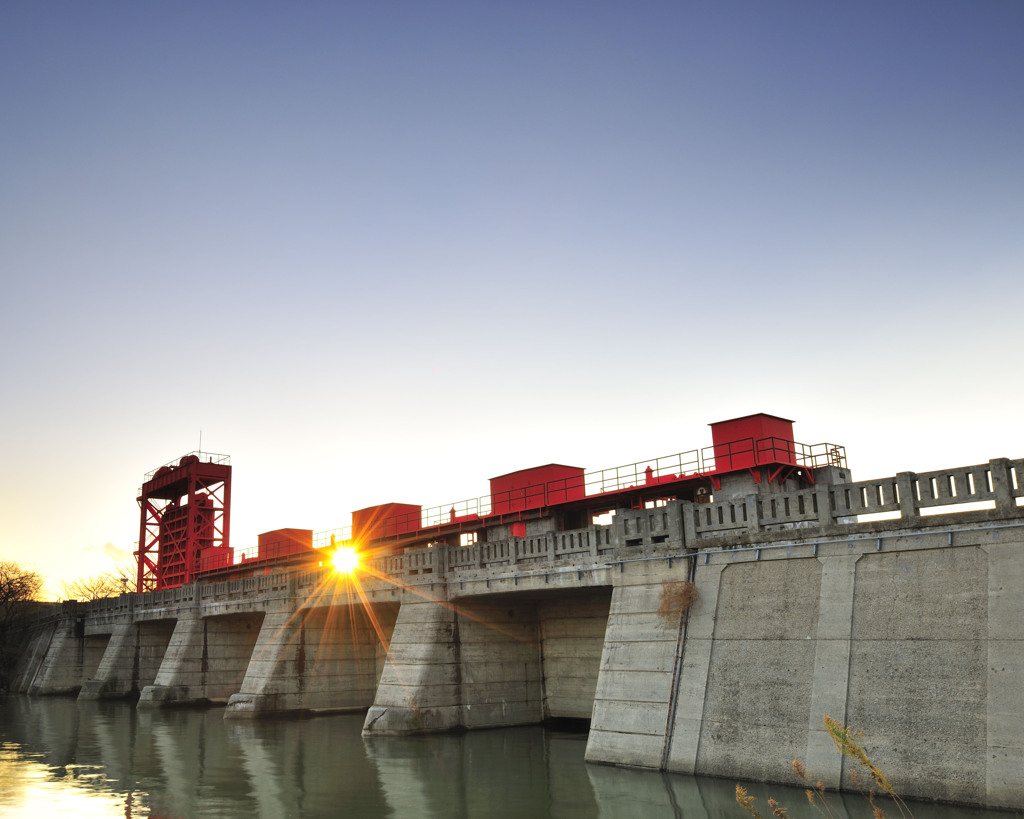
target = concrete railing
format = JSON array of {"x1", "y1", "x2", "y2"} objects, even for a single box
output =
[
  {"x1": 364, "y1": 547, "x2": 439, "y2": 578},
  {"x1": 57, "y1": 458, "x2": 1022, "y2": 614},
  {"x1": 689, "y1": 458, "x2": 1023, "y2": 540},
  {"x1": 516, "y1": 528, "x2": 594, "y2": 562},
  {"x1": 692, "y1": 497, "x2": 761, "y2": 536},
  {"x1": 439, "y1": 527, "x2": 600, "y2": 572},
  {"x1": 390, "y1": 458, "x2": 1022, "y2": 580},
  {"x1": 827, "y1": 460, "x2": 1020, "y2": 517}
]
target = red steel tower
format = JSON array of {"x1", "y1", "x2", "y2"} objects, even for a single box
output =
[{"x1": 135, "y1": 453, "x2": 232, "y2": 591}]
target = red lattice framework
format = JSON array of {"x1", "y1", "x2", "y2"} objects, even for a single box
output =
[{"x1": 135, "y1": 454, "x2": 232, "y2": 591}]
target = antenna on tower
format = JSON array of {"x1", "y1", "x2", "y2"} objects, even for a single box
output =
[{"x1": 199, "y1": 429, "x2": 202, "y2": 455}]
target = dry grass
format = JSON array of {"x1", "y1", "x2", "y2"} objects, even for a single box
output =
[
  {"x1": 736, "y1": 785, "x2": 762, "y2": 818},
  {"x1": 822, "y1": 716, "x2": 913, "y2": 819},
  {"x1": 657, "y1": 580, "x2": 697, "y2": 623},
  {"x1": 736, "y1": 716, "x2": 914, "y2": 819}
]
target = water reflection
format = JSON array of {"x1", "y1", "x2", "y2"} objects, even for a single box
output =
[
  {"x1": 362, "y1": 726, "x2": 599, "y2": 817},
  {"x1": 0, "y1": 696, "x2": 1015, "y2": 818}
]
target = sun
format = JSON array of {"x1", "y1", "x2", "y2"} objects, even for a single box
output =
[{"x1": 331, "y1": 546, "x2": 360, "y2": 575}]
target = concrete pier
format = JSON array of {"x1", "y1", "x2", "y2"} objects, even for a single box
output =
[
  {"x1": 79, "y1": 620, "x2": 176, "y2": 700},
  {"x1": 138, "y1": 611, "x2": 264, "y2": 706},
  {"x1": 12, "y1": 456, "x2": 1024, "y2": 809},
  {"x1": 226, "y1": 601, "x2": 399, "y2": 717}
]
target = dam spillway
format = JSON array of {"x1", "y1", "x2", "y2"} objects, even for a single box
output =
[{"x1": 11, "y1": 428, "x2": 1024, "y2": 810}]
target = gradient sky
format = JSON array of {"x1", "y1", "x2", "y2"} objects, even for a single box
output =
[{"x1": 2, "y1": 1, "x2": 1022, "y2": 598}]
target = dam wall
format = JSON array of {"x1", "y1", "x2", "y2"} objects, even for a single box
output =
[
  {"x1": 13, "y1": 457, "x2": 1024, "y2": 809},
  {"x1": 656, "y1": 516, "x2": 1023, "y2": 807}
]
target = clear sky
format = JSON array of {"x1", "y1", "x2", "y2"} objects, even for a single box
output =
[{"x1": 2, "y1": 1, "x2": 1022, "y2": 598}]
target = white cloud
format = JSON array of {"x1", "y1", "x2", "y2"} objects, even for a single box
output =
[{"x1": 102, "y1": 542, "x2": 132, "y2": 562}]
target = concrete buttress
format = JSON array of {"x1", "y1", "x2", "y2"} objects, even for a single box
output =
[
  {"x1": 139, "y1": 612, "x2": 263, "y2": 707},
  {"x1": 362, "y1": 598, "x2": 463, "y2": 735},
  {"x1": 586, "y1": 561, "x2": 692, "y2": 769}
]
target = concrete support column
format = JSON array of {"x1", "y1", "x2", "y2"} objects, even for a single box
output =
[
  {"x1": 138, "y1": 615, "x2": 204, "y2": 707},
  {"x1": 896, "y1": 472, "x2": 919, "y2": 520},
  {"x1": 815, "y1": 486, "x2": 832, "y2": 527},
  {"x1": 990, "y1": 459, "x2": 1016, "y2": 513},
  {"x1": 681, "y1": 501, "x2": 697, "y2": 546},
  {"x1": 224, "y1": 610, "x2": 296, "y2": 718},
  {"x1": 745, "y1": 495, "x2": 760, "y2": 535},
  {"x1": 80, "y1": 624, "x2": 135, "y2": 700},
  {"x1": 226, "y1": 601, "x2": 399, "y2": 718},
  {"x1": 981, "y1": 541, "x2": 1024, "y2": 808},
  {"x1": 27, "y1": 619, "x2": 84, "y2": 696},
  {"x1": 664, "y1": 562, "x2": 725, "y2": 773},
  {"x1": 362, "y1": 597, "x2": 463, "y2": 735},
  {"x1": 138, "y1": 610, "x2": 263, "y2": 707},
  {"x1": 586, "y1": 560, "x2": 695, "y2": 769},
  {"x1": 10, "y1": 622, "x2": 55, "y2": 693},
  {"x1": 803, "y1": 554, "x2": 859, "y2": 787}
]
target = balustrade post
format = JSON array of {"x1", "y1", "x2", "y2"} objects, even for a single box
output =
[
  {"x1": 815, "y1": 487, "x2": 832, "y2": 528},
  {"x1": 896, "y1": 472, "x2": 919, "y2": 520},
  {"x1": 436, "y1": 544, "x2": 449, "y2": 579},
  {"x1": 990, "y1": 458, "x2": 1015, "y2": 512},
  {"x1": 681, "y1": 500, "x2": 697, "y2": 547},
  {"x1": 745, "y1": 495, "x2": 760, "y2": 534}
]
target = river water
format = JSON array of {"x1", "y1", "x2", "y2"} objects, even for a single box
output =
[{"x1": 0, "y1": 696, "x2": 1017, "y2": 818}]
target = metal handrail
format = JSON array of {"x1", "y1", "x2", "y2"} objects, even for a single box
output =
[
  {"x1": 308, "y1": 437, "x2": 846, "y2": 549},
  {"x1": 143, "y1": 451, "x2": 231, "y2": 483}
]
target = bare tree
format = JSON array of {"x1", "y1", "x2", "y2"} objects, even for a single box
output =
[
  {"x1": 0, "y1": 560, "x2": 44, "y2": 690},
  {"x1": 59, "y1": 560, "x2": 137, "y2": 601},
  {"x1": 0, "y1": 560, "x2": 43, "y2": 620}
]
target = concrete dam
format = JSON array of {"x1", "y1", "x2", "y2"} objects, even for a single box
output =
[{"x1": 11, "y1": 415, "x2": 1024, "y2": 810}]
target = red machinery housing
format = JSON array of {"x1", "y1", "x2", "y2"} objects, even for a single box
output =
[
  {"x1": 138, "y1": 414, "x2": 845, "y2": 590},
  {"x1": 257, "y1": 528, "x2": 313, "y2": 561},
  {"x1": 490, "y1": 464, "x2": 586, "y2": 514},
  {"x1": 710, "y1": 414, "x2": 796, "y2": 470},
  {"x1": 352, "y1": 503, "x2": 423, "y2": 541},
  {"x1": 135, "y1": 454, "x2": 232, "y2": 591}
]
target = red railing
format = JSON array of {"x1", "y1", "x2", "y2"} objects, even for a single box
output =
[
  {"x1": 308, "y1": 437, "x2": 845, "y2": 549},
  {"x1": 142, "y1": 451, "x2": 231, "y2": 484}
]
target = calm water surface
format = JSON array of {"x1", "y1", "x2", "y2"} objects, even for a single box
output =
[{"x1": 0, "y1": 696, "x2": 1017, "y2": 818}]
